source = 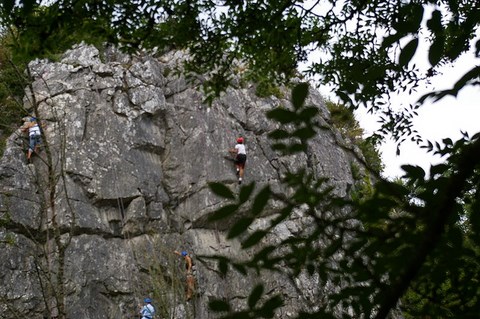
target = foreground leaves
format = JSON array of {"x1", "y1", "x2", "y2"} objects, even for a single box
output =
[{"x1": 206, "y1": 83, "x2": 480, "y2": 318}]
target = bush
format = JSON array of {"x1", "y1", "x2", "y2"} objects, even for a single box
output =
[
  {"x1": 325, "y1": 99, "x2": 384, "y2": 174},
  {"x1": 0, "y1": 35, "x2": 29, "y2": 156}
]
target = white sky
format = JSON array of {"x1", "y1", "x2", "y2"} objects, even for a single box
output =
[
  {"x1": 300, "y1": 1, "x2": 480, "y2": 179},
  {"x1": 353, "y1": 51, "x2": 480, "y2": 179}
]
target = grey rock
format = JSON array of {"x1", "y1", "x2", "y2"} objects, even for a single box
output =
[{"x1": 0, "y1": 44, "x2": 370, "y2": 319}]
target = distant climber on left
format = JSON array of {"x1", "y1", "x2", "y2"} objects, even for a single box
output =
[{"x1": 21, "y1": 117, "x2": 43, "y2": 162}]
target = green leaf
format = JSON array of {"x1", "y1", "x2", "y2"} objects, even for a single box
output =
[
  {"x1": 266, "y1": 108, "x2": 296, "y2": 124},
  {"x1": 324, "y1": 239, "x2": 343, "y2": 258},
  {"x1": 409, "y1": 4, "x2": 425, "y2": 31},
  {"x1": 239, "y1": 182, "x2": 255, "y2": 204},
  {"x1": 251, "y1": 185, "x2": 271, "y2": 216},
  {"x1": 209, "y1": 299, "x2": 231, "y2": 312},
  {"x1": 381, "y1": 33, "x2": 403, "y2": 49},
  {"x1": 268, "y1": 129, "x2": 290, "y2": 140},
  {"x1": 336, "y1": 91, "x2": 353, "y2": 105},
  {"x1": 429, "y1": 164, "x2": 449, "y2": 177},
  {"x1": 209, "y1": 204, "x2": 239, "y2": 221},
  {"x1": 442, "y1": 138, "x2": 453, "y2": 146},
  {"x1": 307, "y1": 263, "x2": 315, "y2": 275},
  {"x1": 394, "y1": 3, "x2": 424, "y2": 33},
  {"x1": 248, "y1": 284, "x2": 264, "y2": 309},
  {"x1": 292, "y1": 126, "x2": 316, "y2": 140},
  {"x1": 364, "y1": 66, "x2": 386, "y2": 81},
  {"x1": 401, "y1": 164, "x2": 425, "y2": 180},
  {"x1": 399, "y1": 38, "x2": 418, "y2": 67},
  {"x1": 428, "y1": 36, "x2": 444, "y2": 67},
  {"x1": 258, "y1": 295, "x2": 283, "y2": 318},
  {"x1": 22, "y1": 0, "x2": 35, "y2": 13},
  {"x1": 288, "y1": 143, "x2": 307, "y2": 153},
  {"x1": 2, "y1": 0, "x2": 15, "y2": 12},
  {"x1": 370, "y1": 197, "x2": 398, "y2": 210},
  {"x1": 291, "y1": 82, "x2": 309, "y2": 110},
  {"x1": 453, "y1": 66, "x2": 480, "y2": 91},
  {"x1": 209, "y1": 182, "x2": 235, "y2": 199},
  {"x1": 298, "y1": 106, "x2": 319, "y2": 120},
  {"x1": 218, "y1": 258, "x2": 229, "y2": 275},
  {"x1": 228, "y1": 217, "x2": 254, "y2": 239},
  {"x1": 271, "y1": 143, "x2": 287, "y2": 151},
  {"x1": 426, "y1": 10, "x2": 443, "y2": 33},
  {"x1": 232, "y1": 262, "x2": 248, "y2": 275},
  {"x1": 242, "y1": 230, "x2": 268, "y2": 249},
  {"x1": 270, "y1": 205, "x2": 294, "y2": 227}
]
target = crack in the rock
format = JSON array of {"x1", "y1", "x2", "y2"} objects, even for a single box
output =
[{"x1": 255, "y1": 137, "x2": 283, "y2": 181}]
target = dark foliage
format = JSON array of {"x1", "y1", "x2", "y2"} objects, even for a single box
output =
[
  {"x1": 206, "y1": 85, "x2": 480, "y2": 318},
  {"x1": 1, "y1": 1, "x2": 480, "y2": 318}
]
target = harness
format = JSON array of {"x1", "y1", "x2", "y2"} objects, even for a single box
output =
[
  {"x1": 29, "y1": 124, "x2": 41, "y2": 136},
  {"x1": 143, "y1": 304, "x2": 154, "y2": 319}
]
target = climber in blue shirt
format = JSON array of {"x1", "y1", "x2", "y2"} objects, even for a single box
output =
[{"x1": 139, "y1": 298, "x2": 155, "y2": 319}]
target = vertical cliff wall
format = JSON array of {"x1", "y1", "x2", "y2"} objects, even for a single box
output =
[{"x1": 0, "y1": 43, "x2": 364, "y2": 318}]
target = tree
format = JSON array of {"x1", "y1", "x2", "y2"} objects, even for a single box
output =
[
  {"x1": 325, "y1": 99, "x2": 384, "y2": 174},
  {"x1": 0, "y1": 32, "x2": 29, "y2": 155},
  {"x1": 207, "y1": 85, "x2": 480, "y2": 318},
  {"x1": 1, "y1": 0, "x2": 479, "y2": 318},
  {"x1": 3, "y1": 0, "x2": 478, "y2": 115}
]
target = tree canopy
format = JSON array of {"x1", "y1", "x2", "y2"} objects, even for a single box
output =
[
  {"x1": 2, "y1": 0, "x2": 479, "y2": 130},
  {"x1": 1, "y1": 0, "x2": 480, "y2": 318}
]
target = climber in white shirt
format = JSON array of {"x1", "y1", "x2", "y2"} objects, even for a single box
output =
[
  {"x1": 21, "y1": 117, "x2": 43, "y2": 161},
  {"x1": 229, "y1": 137, "x2": 247, "y2": 184}
]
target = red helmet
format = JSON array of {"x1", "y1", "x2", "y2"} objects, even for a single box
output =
[{"x1": 237, "y1": 137, "x2": 244, "y2": 143}]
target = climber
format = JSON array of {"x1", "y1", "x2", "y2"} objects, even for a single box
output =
[
  {"x1": 174, "y1": 250, "x2": 193, "y2": 273},
  {"x1": 139, "y1": 297, "x2": 155, "y2": 319},
  {"x1": 21, "y1": 117, "x2": 43, "y2": 161},
  {"x1": 228, "y1": 137, "x2": 247, "y2": 184},
  {"x1": 174, "y1": 250, "x2": 196, "y2": 301}
]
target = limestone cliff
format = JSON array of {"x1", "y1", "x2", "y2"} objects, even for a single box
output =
[{"x1": 0, "y1": 44, "x2": 363, "y2": 319}]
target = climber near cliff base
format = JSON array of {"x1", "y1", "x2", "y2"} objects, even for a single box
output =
[
  {"x1": 21, "y1": 117, "x2": 43, "y2": 162},
  {"x1": 228, "y1": 137, "x2": 247, "y2": 184},
  {"x1": 139, "y1": 297, "x2": 155, "y2": 319},
  {"x1": 174, "y1": 250, "x2": 196, "y2": 301}
]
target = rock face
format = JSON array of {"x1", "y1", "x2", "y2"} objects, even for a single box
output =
[{"x1": 0, "y1": 44, "x2": 362, "y2": 318}]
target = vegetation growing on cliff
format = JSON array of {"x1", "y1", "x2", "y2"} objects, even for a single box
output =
[
  {"x1": 0, "y1": 34, "x2": 28, "y2": 155},
  {"x1": 325, "y1": 99, "x2": 384, "y2": 175}
]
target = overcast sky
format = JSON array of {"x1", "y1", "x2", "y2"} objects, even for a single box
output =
[
  {"x1": 299, "y1": 1, "x2": 480, "y2": 179},
  {"x1": 354, "y1": 52, "x2": 480, "y2": 179}
]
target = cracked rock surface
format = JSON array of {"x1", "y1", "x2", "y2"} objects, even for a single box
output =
[{"x1": 0, "y1": 44, "x2": 365, "y2": 318}]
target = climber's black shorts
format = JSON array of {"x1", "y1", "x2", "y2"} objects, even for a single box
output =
[{"x1": 235, "y1": 154, "x2": 246, "y2": 168}]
